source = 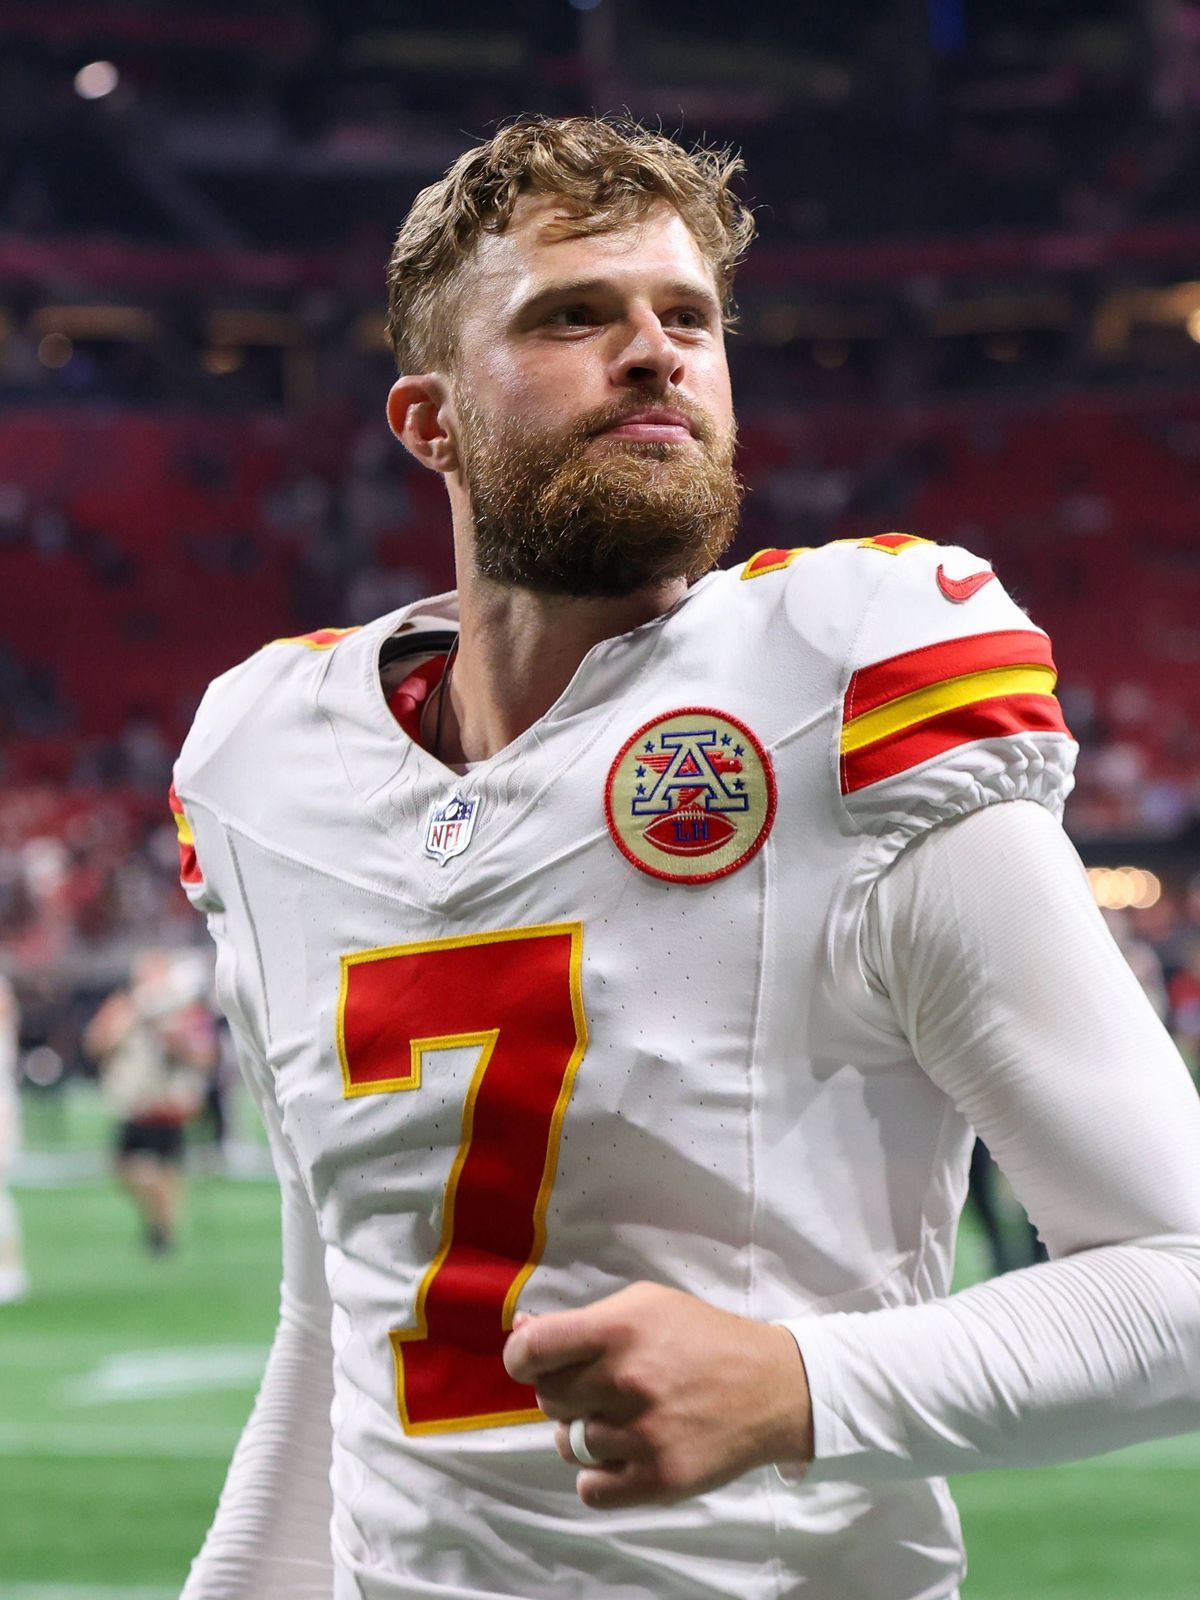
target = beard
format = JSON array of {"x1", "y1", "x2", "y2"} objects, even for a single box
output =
[{"x1": 454, "y1": 389, "x2": 743, "y2": 598}]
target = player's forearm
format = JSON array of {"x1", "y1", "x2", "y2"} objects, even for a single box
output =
[
  {"x1": 180, "y1": 1298, "x2": 335, "y2": 1598},
  {"x1": 784, "y1": 800, "x2": 1200, "y2": 1484},
  {"x1": 792, "y1": 799, "x2": 1200, "y2": 1483},
  {"x1": 781, "y1": 1233, "x2": 1200, "y2": 1482},
  {"x1": 182, "y1": 1002, "x2": 336, "y2": 1595},
  {"x1": 182, "y1": 1096, "x2": 334, "y2": 1597}
]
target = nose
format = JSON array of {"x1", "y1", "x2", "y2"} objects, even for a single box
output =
[{"x1": 609, "y1": 310, "x2": 685, "y2": 392}]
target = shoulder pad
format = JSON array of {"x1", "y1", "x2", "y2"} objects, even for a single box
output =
[
  {"x1": 176, "y1": 627, "x2": 346, "y2": 782},
  {"x1": 831, "y1": 536, "x2": 1077, "y2": 847},
  {"x1": 738, "y1": 532, "x2": 927, "y2": 584}
]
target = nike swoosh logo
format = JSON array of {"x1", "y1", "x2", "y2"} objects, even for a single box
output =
[{"x1": 936, "y1": 564, "x2": 996, "y2": 603}]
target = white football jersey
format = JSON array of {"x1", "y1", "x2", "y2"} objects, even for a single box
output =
[{"x1": 173, "y1": 534, "x2": 1076, "y2": 1600}]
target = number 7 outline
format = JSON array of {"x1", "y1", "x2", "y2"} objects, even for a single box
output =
[{"x1": 335, "y1": 922, "x2": 588, "y2": 1433}]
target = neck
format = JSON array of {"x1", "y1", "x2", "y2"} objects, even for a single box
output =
[{"x1": 438, "y1": 546, "x2": 686, "y2": 766}]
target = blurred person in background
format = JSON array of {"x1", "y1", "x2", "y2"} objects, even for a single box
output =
[
  {"x1": 1168, "y1": 934, "x2": 1200, "y2": 1076},
  {"x1": 0, "y1": 973, "x2": 28, "y2": 1304},
  {"x1": 1102, "y1": 907, "x2": 1170, "y2": 1023},
  {"x1": 84, "y1": 947, "x2": 216, "y2": 1254}
]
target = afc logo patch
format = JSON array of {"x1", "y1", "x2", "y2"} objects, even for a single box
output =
[{"x1": 605, "y1": 707, "x2": 776, "y2": 884}]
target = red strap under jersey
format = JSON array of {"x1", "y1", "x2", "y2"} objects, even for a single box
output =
[{"x1": 386, "y1": 655, "x2": 449, "y2": 748}]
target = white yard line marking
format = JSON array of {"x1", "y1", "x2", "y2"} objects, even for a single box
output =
[
  {"x1": 9, "y1": 1152, "x2": 109, "y2": 1187},
  {"x1": 12, "y1": 1141, "x2": 276, "y2": 1188},
  {"x1": 0, "y1": 1334, "x2": 175, "y2": 1365},
  {"x1": 0, "y1": 1422, "x2": 239, "y2": 1458},
  {"x1": 1083, "y1": 1432, "x2": 1200, "y2": 1470},
  {"x1": 0, "y1": 1587, "x2": 177, "y2": 1599},
  {"x1": 62, "y1": 1344, "x2": 267, "y2": 1405}
]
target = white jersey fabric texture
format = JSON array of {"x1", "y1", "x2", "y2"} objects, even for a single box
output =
[{"x1": 172, "y1": 538, "x2": 1200, "y2": 1600}]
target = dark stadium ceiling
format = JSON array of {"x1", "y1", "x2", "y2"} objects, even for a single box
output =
[
  {"x1": 1, "y1": 0, "x2": 1191, "y2": 266},
  {"x1": 0, "y1": 0, "x2": 1148, "y2": 73}
]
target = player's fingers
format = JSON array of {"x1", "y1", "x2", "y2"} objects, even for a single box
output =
[
  {"x1": 537, "y1": 1381, "x2": 589, "y2": 1423},
  {"x1": 539, "y1": 1390, "x2": 642, "y2": 1425},
  {"x1": 503, "y1": 1309, "x2": 608, "y2": 1383},
  {"x1": 553, "y1": 1419, "x2": 649, "y2": 1467},
  {"x1": 574, "y1": 1460, "x2": 666, "y2": 1511},
  {"x1": 534, "y1": 1361, "x2": 640, "y2": 1424}
]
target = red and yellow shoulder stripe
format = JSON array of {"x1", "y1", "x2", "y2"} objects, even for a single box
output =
[
  {"x1": 168, "y1": 782, "x2": 203, "y2": 887},
  {"x1": 841, "y1": 629, "x2": 1072, "y2": 795},
  {"x1": 741, "y1": 532, "x2": 930, "y2": 581},
  {"x1": 855, "y1": 531, "x2": 930, "y2": 555},
  {"x1": 741, "y1": 547, "x2": 810, "y2": 580},
  {"x1": 267, "y1": 625, "x2": 361, "y2": 650}
]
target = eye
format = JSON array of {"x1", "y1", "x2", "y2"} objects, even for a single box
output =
[
  {"x1": 545, "y1": 304, "x2": 598, "y2": 327},
  {"x1": 667, "y1": 306, "x2": 712, "y2": 331}
]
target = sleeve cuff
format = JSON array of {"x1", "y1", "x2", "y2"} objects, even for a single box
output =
[{"x1": 772, "y1": 1315, "x2": 861, "y2": 1485}]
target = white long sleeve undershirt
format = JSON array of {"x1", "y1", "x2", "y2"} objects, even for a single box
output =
[
  {"x1": 182, "y1": 800, "x2": 1200, "y2": 1593},
  {"x1": 179, "y1": 1038, "x2": 335, "y2": 1600},
  {"x1": 783, "y1": 800, "x2": 1200, "y2": 1482}
]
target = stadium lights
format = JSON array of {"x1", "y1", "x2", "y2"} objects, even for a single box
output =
[
  {"x1": 983, "y1": 333, "x2": 1023, "y2": 364},
  {"x1": 207, "y1": 310, "x2": 300, "y2": 347},
  {"x1": 31, "y1": 306, "x2": 157, "y2": 341},
  {"x1": 74, "y1": 61, "x2": 119, "y2": 100},
  {"x1": 756, "y1": 304, "x2": 886, "y2": 346},
  {"x1": 22, "y1": 1045, "x2": 65, "y2": 1088},
  {"x1": 929, "y1": 291, "x2": 1074, "y2": 338},
  {"x1": 36, "y1": 333, "x2": 73, "y2": 370},
  {"x1": 1086, "y1": 866, "x2": 1162, "y2": 911},
  {"x1": 813, "y1": 340, "x2": 850, "y2": 369},
  {"x1": 1094, "y1": 282, "x2": 1200, "y2": 353},
  {"x1": 201, "y1": 346, "x2": 244, "y2": 375}
]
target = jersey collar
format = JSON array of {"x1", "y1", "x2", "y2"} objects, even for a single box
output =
[{"x1": 315, "y1": 575, "x2": 721, "y2": 806}]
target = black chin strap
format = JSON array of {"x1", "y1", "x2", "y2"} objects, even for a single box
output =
[
  {"x1": 378, "y1": 628, "x2": 459, "y2": 670},
  {"x1": 378, "y1": 627, "x2": 462, "y2": 759},
  {"x1": 423, "y1": 634, "x2": 461, "y2": 761}
]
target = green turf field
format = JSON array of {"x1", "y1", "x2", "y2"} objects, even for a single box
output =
[{"x1": 2, "y1": 1088, "x2": 1197, "y2": 1599}]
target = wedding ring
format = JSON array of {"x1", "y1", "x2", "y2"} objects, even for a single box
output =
[{"x1": 568, "y1": 1416, "x2": 603, "y2": 1467}]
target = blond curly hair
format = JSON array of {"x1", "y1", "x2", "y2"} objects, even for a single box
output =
[{"x1": 386, "y1": 115, "x2": 755, "y2": 375}]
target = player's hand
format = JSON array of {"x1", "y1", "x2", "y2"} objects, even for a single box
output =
[{"x1": 502, "y1": 1281, "x2": 814, "y2": 1510}]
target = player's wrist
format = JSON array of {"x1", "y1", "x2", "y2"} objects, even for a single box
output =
[{"x1": 755, "y1": 1321, "x2": 816, "y2": 1468}]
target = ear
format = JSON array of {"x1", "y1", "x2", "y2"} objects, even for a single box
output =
[{"x1": 387, "y1": 374, "x2": 459, "y2": 475}]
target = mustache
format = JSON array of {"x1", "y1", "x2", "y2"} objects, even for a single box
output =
[{"x1": 572, "y1": 393, "x2": 716, "y2": 447}]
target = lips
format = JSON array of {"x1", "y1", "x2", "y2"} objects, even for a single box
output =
[{"x1": 599, "y1": 409, "x2": 696, "y2": 441}]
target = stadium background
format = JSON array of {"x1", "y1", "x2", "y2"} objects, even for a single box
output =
[{"x1": 2, "y1": 1, "x2": 1200, "y2": 1595}]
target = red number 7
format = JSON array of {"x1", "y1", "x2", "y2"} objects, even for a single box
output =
[{"x1": 336, "y1": 923, "x2": 587, "y2": 1434}]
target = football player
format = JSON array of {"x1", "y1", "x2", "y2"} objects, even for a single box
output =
[
  {"x1": 174, "y1": 118, "x2": 1200, "y2": 1600},
  {"x1": 85, "y1": 949, "x2": 215, "y2": 1254},
  {"x1": 0, "y1": 974, "x2": 28, "y2": 1305}
]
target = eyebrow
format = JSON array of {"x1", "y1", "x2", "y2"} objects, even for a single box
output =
[{"x1": 513, "y1": 277, "x2": 722, "y2": 322}]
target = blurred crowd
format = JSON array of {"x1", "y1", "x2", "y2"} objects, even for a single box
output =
[
  {"x1": 4, "y1": 390, "x2": 1198, "y2": 839},
  {"x1": 0, "y1": 787, "x2": 188, "y2": 982}
]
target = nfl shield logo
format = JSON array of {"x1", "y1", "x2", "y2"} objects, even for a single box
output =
[{"x1": 423, "y1": 789, "x2": 482, "y2": 865}]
